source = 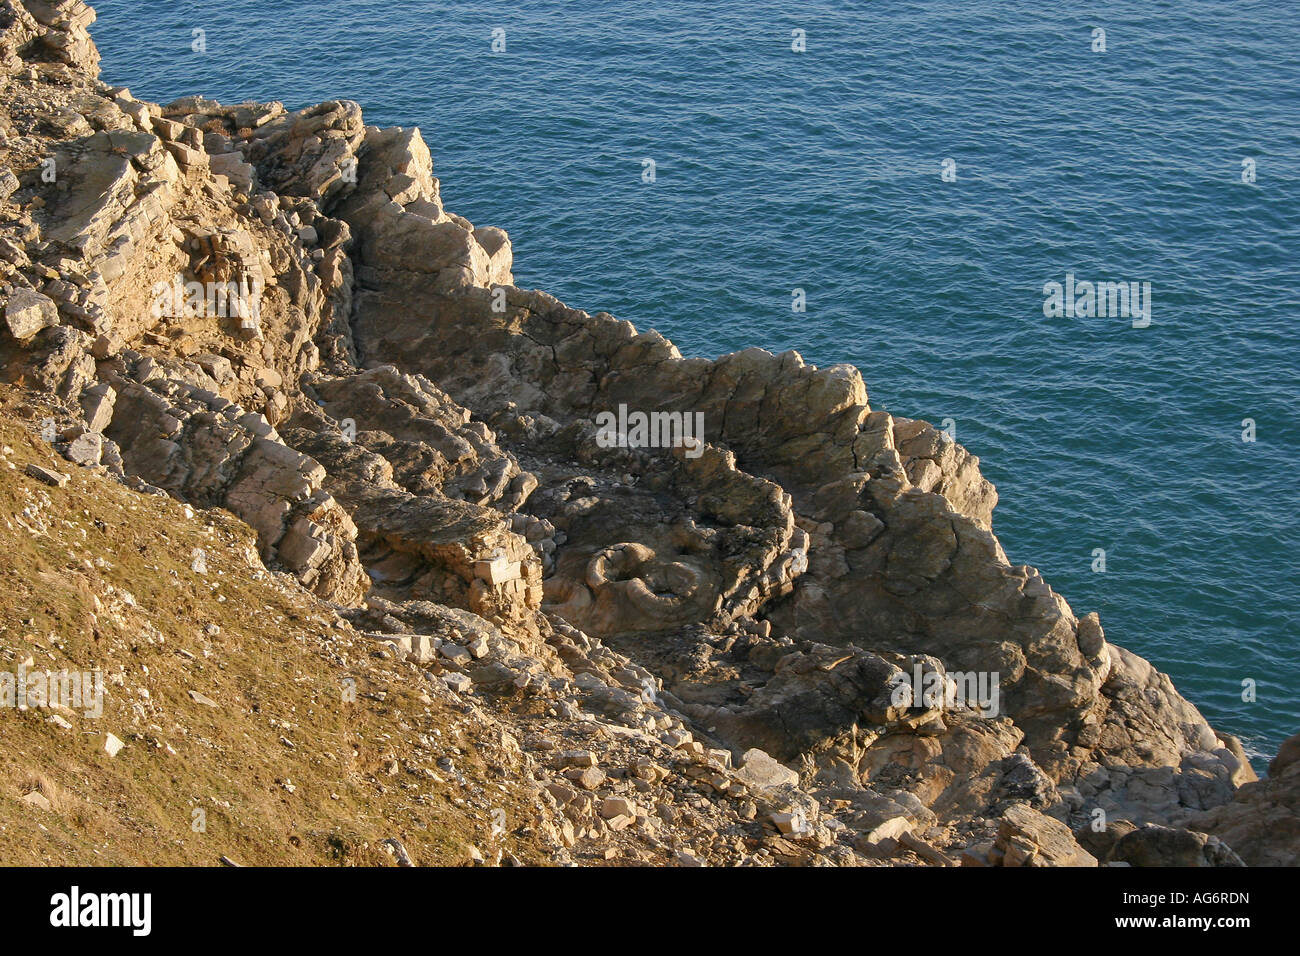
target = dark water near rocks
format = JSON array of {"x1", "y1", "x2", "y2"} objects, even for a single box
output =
[{"x1": 92, "y1": 0, "x2": 1300, "y2": 764}]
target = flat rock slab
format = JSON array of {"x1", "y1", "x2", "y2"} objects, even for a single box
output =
[
  {"x1": 21, "y1": 791, "x2": 53, "y2": 812},
  {"x1": 25, "y1": 463, "x2": 70, "y2": 487}
]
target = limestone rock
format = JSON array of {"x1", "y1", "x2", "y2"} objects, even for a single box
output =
[
  {"x1": 79, "y1": 381, "x2": 115, "y2": 431},
  {"x1": 1107, "y1": 824, "x2": 1245, "y2": 867},
  {"x1": 25, "y1": 462, "x2": 69, "y2": 487},
  {"x1": 64, "y1": 429, "x2": 101, "y2": 465},
  {"x1": 21, "y1": 790, "x2": 53, "y2": 812},
  {"x1": 4, "y1": 289, "x2": 58, "y2": 341},
  {"x1": 734, "y1": 749, "x2": 800, "y2": 791},
  {"x1": 994, "y1": 804, "x2": 1098, "y2": 867},
  {"x1": 1184, "y1": 729, "x2": 1300, "y2": 866}
]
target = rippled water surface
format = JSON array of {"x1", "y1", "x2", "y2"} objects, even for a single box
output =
[{"x1": 93, "y1": 0, "x2": 1300, "y2": 763}]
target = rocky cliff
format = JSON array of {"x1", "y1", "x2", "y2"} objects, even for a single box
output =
[{"x1": 1, "y1": 0, "x2": 1292, "y2": 866}]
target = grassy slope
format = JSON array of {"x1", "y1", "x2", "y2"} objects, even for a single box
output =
[{"x1": 0, "y1": 386, "x2": 550, "y2": 866}]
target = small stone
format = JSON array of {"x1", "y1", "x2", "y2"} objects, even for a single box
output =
[
  {"x1": 195, "y1": 352, "x2": 233, "y2": 384},
  {"x1": 80, "y1": 383, "x2": 116, "y2": 432},
  {"x1": 102, "y1": 732, "x2": 125, "y2": 757},
  {"x1": 771, "y1": 811, "x2": 807, "y2": 835},
  {"x1": 565, "y1": 766, "x2": 607, "y2": 790},
  {"x1": 857, "y1": 816, "x2": 913, "y2": 847},
  {"x1": 25, "y1": 463, "x2": 69, "y2": 487},
  {"x1": 443, "y1": 672, "x2": 472, "y2": 693},
  {"x1": 600, "y1": 796, "x2": 636, "y2": 820},
  {"x1": 21, "y1": 791, "x2": 52, "y2": 812},
  {"x1": 380, "y1": 837, "x2": 414, "y2": 867},
  {"x1": 706, "y1": 748, "x2": 733, "y2": 769},
  {"x1": 474, "y1": 554, "x2": 520, "y2": 585},
  {"x1": 556, "y1": 750, "x2": 597, "y2": 769},
  {"x1": 164, "y1": 140, "x2": 206, "y2": 170},
  {"x1": 439, "y1": 643, "x2": 471, "y2": 665},
  {"x1": 734, "y1": 748, "x2": 799, "y2": 791},
  {"x1": 0, "y1": 166, "x2": 18, "y2": 202},
  {"x1": 661, "y1": 729, "x2": 693, "y2": 749},
  {"x1": 960, "y1": 844, "x2": 993, "y2": 867},
  {"x1": 47, "y1": 714, "x2": 73, "y2": 730},
  {"x1": 545, "y1": 782, "x2": 577, "y2": 805},
  {"x1": 187, "y1": 689, "x2": 219, "y2": 708},
  {"x1": 91, "y1": 333, "x2": 123, "y2": 359}
]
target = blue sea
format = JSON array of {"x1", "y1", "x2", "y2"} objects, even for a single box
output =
[{"x1": 92, "y1": 0, "x2": 1300, "y2": 766}]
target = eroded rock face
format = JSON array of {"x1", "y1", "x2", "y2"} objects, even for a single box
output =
[
  {"x1": 281, "y1": 405, "x2": 542, "y2": 632},
  {"x1": 338, "y1": 273, "x2": 1250, "y2": 827},
  {"x1": 0, "y1": 0, "x2": 99, "y2": 77},
  {"x1": 99, "y1": 358, "x2": 367, "y2": 604},
  {"x1": 532, "y1": 444, "x2": 804, "y2": 638},
  {"x1": 0, "y1": 1, "x2": 1278, "y2": 867},
  {"x1": 308, "y1": 364, "x2": 535, "y2": 509},
  {"x1": 1183, "y1": 731, "x2": 1300, "y2": 866}
]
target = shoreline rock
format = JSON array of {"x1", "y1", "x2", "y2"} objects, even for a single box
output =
[{"x1": 0, "y1": 0, "x2": 1290, "y2": 866}]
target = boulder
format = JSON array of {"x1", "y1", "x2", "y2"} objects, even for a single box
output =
[
  {"x1": 1108, "y1": 824, "x2": 1245, "y2": 867},
  {"x1": 994, "y1": 804, "x2": 1098, "y2": 867},
  {"x1": 4, "y1": 289, "x2": 58, "y2": 341},
  {"x1": 1185, "y1": 729, "x2": 1300, "y2": 866},
  {"x1": 734, "y1": 748, "x2": 800, "y2": 791}
]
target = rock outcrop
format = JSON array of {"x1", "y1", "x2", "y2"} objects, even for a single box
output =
[
  {"x1": 1181, "y1": 731, "x2": 1300, "y2": 866},
  {"x1": 0, "y1": 0, "x2": 1286, "y2": 866}
]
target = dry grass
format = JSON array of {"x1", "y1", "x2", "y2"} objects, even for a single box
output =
[{"x1": 0, "y1": 386, "x2": 551, "y2": 866}]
